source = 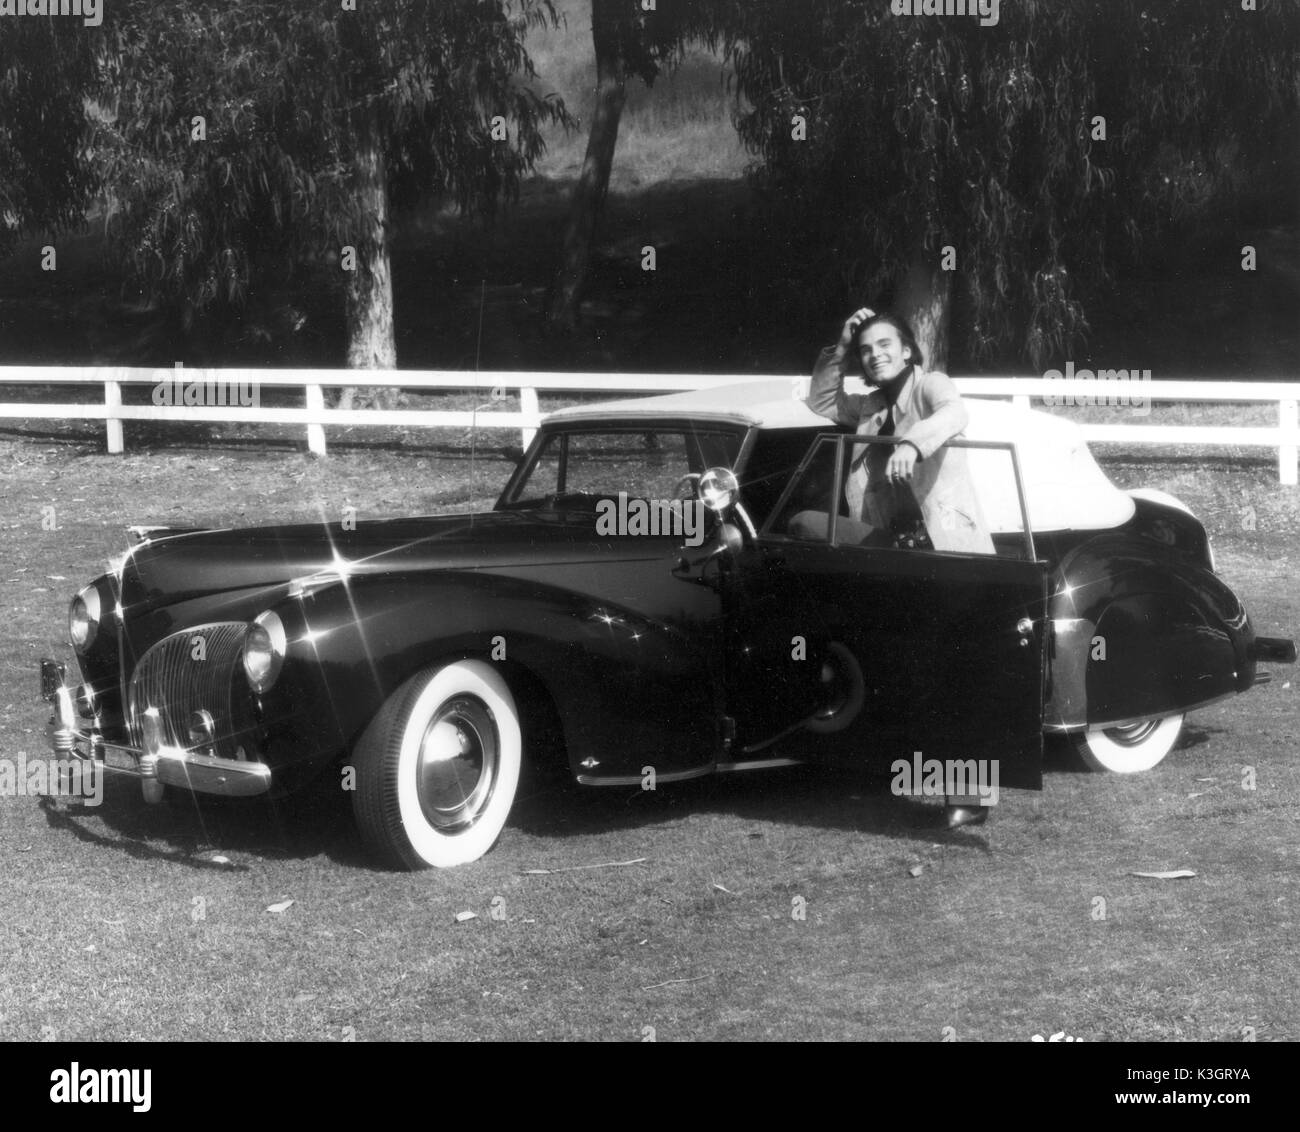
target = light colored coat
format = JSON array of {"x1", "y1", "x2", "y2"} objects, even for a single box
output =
[{"x1": 807, "y1": 346, "x2": 993, "y2": 554}]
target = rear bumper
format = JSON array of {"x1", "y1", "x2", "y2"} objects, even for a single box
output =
[
  {"x1": 40, "y1": 658, "x2": 272, "y2": 798},
  {"x1": 1252, "y1": 636, "x2": 1297, "y2": 664}
]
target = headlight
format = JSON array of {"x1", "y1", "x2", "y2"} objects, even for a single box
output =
[
  {"x1": 69, "y1": 585, "x2": 102, "y2": 653},
  {"x1": 242, "y1": 611, "x2": 287, "y2": 693}
]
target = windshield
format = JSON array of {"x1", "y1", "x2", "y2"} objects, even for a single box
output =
[{"x1": 498, "y1": 425, "x2": 745, "y2": 510}]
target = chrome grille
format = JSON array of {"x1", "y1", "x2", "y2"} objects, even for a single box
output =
[{"x1": 128, "y1": 623, "x2": 249, "y2": 758}]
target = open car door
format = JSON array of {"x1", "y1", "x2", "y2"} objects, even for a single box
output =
[{"x1": 749, "y1": 433, "x2": 1048, "y2": 790}]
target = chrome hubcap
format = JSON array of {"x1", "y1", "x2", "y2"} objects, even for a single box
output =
[
  {"x1": 415, "y1": 697, "x2": 498, "y2": 832},
  {"x1": 817, "y1": 656, "x2": 848, "y2": 717},
  {"x1": 1103, "y1": 720, "x2": 1160, "y2": 747}
]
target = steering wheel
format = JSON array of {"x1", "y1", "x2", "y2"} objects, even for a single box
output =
[
  {"x1": 673, "y1": 473, "x2": 701, "y2": 501},
  {"x1": 542, "y1": 491, "x2": 600, "y2": 511}
]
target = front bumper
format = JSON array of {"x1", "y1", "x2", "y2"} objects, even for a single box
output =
[{"x1": 40, "y1": 659, "x2": 272, "y2": 799}]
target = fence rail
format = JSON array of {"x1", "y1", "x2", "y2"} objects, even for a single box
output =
[{"x1": 1, "y1": 366, "x2": 1297, "y2": 484}]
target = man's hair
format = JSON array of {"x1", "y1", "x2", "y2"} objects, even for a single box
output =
[{"x1": 851, "y1": 312, "x2": 925, "y2": 371}]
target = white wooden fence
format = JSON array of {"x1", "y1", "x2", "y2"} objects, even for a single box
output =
[{"x1": 0, "y1": 366, "x2": 1297, "y2": 484}]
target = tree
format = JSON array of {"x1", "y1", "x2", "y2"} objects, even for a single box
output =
[
  {"x1": 723, "y1": 0, "x2": 1300, "y2": 370},
  {"x1": 11, "y1": 0, "x2": 569, "y2": 395},
  {"x1": 546, "y1": 0, "x2": 726, "y2": 331},
  {"x1": 0, "y1": 21, "x2": 95, "y2": 259}
]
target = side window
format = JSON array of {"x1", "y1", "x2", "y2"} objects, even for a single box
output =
[
  {"x1": 765, "y1": 435, "x2": 1030, "y2": 558},
  {"x1": 960, "y1": 443, "x2": 1032, "y2": 558},
  {"x1": 519, "y1": 432, "x2": 562, "y2": 500},
  {"x1": 767, "y1": 437, "x2": 845, "y2": 543},
  {"x1": 836, "y1": 435, "x2": 1000, "y2": 554},
  {"x1": 741, "y1": 428, "x2": 840, "y2": 528},
  {"x1": 562, "y1": 432, "x2": 696, "y2": 498}
]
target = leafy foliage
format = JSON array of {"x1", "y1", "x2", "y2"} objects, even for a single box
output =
[
  {"x1": 583, "y1": 0, "x2": 731, "y2": 86},
  {"x1": 722, "y1": 0, "x2": 1300, "y2": 365},
  {"x1": 0, "y1": 20, "x2": 95, "y2": 257},
  {"x1": 4, "y1": 1, "x2": 570, "y2": 338}
]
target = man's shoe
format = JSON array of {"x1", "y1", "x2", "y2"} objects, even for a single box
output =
[{"x1": 945, "y1": 804, "x2": 989, "y2": 830}]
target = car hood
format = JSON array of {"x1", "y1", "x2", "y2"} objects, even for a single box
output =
[{"x1": 121, "y1": 509, "x2": 679, "y2": 607}]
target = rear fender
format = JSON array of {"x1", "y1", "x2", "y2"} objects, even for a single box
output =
[{"x1": 1047, "y1": 536, "x2": 1251, "y2": 729}]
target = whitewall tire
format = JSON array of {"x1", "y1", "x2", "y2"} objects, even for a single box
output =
[
  {"x1": 353, "y1": 660, "x2": 522, "y2": 869},
  {"x1": 1071, "y1": 713, "x2": 1185, "y2": 774}
]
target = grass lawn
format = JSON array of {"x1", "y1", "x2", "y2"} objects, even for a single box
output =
[
  {"x1": 0, "y1": 426, "x2": 1296, "y2": 1042},
  {"x1": 0, "y1": 0, "x2": 1294, "y2": 1044}
]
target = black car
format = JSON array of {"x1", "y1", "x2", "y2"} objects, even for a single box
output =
[{"x1": 41, "y1": 381, "x2": 1295, "y2": 867}]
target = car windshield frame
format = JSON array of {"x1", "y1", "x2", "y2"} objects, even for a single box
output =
[{"x1": 495, "y1": 420, "x2": 750, "y2": 511}]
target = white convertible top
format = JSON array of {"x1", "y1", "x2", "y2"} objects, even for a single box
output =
[
  {"x1": 546, "y1": 379, "x2": 1135, "y2": 533},
  {"x1": 546, "y1": 378, "x2": 830, "y2": 429}
]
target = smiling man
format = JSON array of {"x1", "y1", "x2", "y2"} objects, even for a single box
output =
[
  {"x1": 805, "y1": 307, "x2": 995, "y2": 830},
  {"x1": 805, "y1": 307, "x2": 993, "y2": 556}
]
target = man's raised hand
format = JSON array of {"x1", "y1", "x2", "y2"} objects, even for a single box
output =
[{"x1": 837, "y1": 306, "x2": 877, "y2": 352}]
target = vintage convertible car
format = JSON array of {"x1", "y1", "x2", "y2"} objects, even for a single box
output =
[{"x1": 40, "y1": 380, "x2": 1295, "y2": 868}]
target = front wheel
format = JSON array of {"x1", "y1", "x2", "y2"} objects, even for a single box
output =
[
  {"x1": 1070, "y1": 713, "x2": 1184, "y2": 774},
  {"x1": 352, "y1": 660, "x2": 522, "y2": 869}
]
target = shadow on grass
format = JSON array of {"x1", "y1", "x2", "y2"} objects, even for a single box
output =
[
  {"x1": 45, "y1": 757, "x2": 1004, "y2": 872},
  {"x1": 42, "y1": 725, "x2": 1226, "y2": 872},
  {"x1": 509, "y1": 763, "x2": 998, "y2": 854},
  {"x1": 39, "y1": 770, "x2": 371, "y2": 870}
]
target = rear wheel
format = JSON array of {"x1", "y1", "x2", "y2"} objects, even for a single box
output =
[
  {"x1": 1070, "y1": 713, "x2": 1184, "y2": 774},
  {"x1": 353, "y1": 660, "x2": 521, "y2": 869}
]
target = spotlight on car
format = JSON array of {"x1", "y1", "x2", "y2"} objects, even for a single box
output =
[{"x1": 698, "y1": 468, "x2": 740, "y2": 513}]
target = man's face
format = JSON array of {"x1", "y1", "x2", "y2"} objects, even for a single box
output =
[{"x1": 856, "y1": 322, "x2": 911, "y2": 385}]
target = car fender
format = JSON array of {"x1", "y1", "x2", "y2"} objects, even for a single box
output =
[
  {"x1": 1047, "y1": 535, "x2": 1252, "y2": 729},
  {"x1": 255, "y1": 570, "x2": 723, "y2": 781}
]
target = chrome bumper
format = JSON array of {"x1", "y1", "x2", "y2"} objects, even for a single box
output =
[
  {"x1": 1253, "y1": 636, "x2": 1297, "y2": 664},
  {"x1": 41, "y1": 659, "x2": 272, "y2": 800}
]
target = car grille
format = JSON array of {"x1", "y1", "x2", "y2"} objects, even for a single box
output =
[{"x1": 128, "y1": 622, "x2": 249, "y2": 759}]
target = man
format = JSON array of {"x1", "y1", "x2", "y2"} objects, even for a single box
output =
[
  {"x1": 804, "y1": 307, "x2": 993, "y2": 554},
  {"x1": 806, "y1": 307, "x2": 993, "y2": 829}
]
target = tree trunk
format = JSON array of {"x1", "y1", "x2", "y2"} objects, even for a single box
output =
[
  {"x1": 339, "y1": 108, "x2": 398, "y2": 413},
  {"x1": 545, "y1": 0, "x2": 629, "y2": 332},
  {"x1": 894, "y1": 241, "x2": 953, "y2": 374}
]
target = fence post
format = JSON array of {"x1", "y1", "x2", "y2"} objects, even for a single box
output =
[
  {"x1": 305, "y1": 383, "x2": 327, "y2": 456},
  {"x1": 104, "y1": 377, "x2": 124, "y2": 454},
  {"x1": 520, "y1": 384, "x2": 540, "y2": 449},
  {"x1": 1281, "y1": 398, "x2": 1298, "y2": 486}
]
